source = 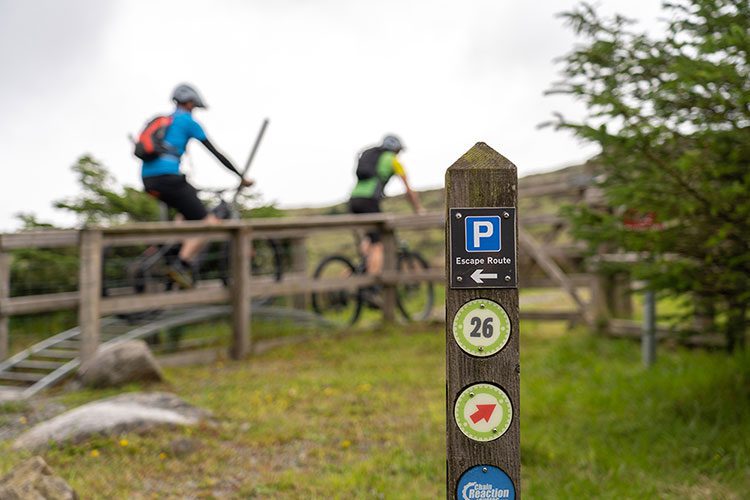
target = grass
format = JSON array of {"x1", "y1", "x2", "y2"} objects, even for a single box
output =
[{"x1": 1, "y1": 321, "x2": 748, "y2": 498}]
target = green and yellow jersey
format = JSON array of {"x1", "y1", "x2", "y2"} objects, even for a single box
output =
[{"x1": 350, "y1": 150, "x2": 405, "y2": 200}]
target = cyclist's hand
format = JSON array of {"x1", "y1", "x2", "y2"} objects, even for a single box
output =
[{"x1": 239, "y1": 178, "x2": 254, "y2": 188}]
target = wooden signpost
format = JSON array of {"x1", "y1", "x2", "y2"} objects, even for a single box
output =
[{"x1": 446, "y1": 143, "x2": 520, "y2": 499}]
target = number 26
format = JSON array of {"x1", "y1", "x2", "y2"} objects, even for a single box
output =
[{"x1": 469, "y1": 316, "x2": 493, "y2": 338}]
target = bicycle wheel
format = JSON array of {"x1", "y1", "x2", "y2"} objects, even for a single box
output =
[
  {"x1": 251, "y1": 239, "x2": 283, "y2": 306},
  {"x1": 211, "y1": 238, "x2": 283, "y2": 306},
  {"x1": 396, "y1": 250, "x2": 434, "y2": 322},
  {"x1": 252, "y1": 239, "x2": 283, "y2": 281},
  {"x1": 311, "y1": 255, "x2": 362, "y2": 326}
]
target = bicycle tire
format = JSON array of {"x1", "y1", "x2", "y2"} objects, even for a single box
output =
[
  {"x1": 213, "y1": 238, "x2": 283, "y2": 306},
  {"x1": 311, "y1": 255, "x2": 362, "y2": 326},
  {"x1": 395, "y1": 250, "x2": 435, "y2": 322}
]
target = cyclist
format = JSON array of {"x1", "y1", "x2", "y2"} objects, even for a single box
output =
[
  {"x1": 140, "y1": 83, "x2": 253, "y2": 288},
  {"x1": 348, "y1": 134, "x2": 423, "y2": 276}
]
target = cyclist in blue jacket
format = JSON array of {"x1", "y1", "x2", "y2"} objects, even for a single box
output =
[{"x1": 140, "y1": 83, "x2": 252, "y2": 288}]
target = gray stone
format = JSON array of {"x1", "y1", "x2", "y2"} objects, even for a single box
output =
[
  {"x1": 13, "y1": 392, "x2": 209, "y2": 452},
  {"x1": 0, "y1": 456, "x2": 77, "y2": 500},
  {"x1": 77, "y1": 340, "x2": 163, "y2": 388}
]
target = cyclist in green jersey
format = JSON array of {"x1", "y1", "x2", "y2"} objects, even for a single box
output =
[{"x1": 349, "y1": 134, "x2": 423, "y2": 275}]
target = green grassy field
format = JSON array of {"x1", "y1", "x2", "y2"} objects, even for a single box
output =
[{"x1": 1, "y1": 320, "x2": 748, "y2": 498}]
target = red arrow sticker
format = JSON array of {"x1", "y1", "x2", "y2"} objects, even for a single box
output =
[{"x1": 470, "y1": 404, "x2": 496, "y2": 424}]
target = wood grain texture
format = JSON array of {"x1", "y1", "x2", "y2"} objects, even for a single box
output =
[
  {"x1": 78, "y1": 229, "x2": 102, "y2": 363},
  {"x1": 230, "y1": 228, "x2": 252, "y2": 359},
  {"x1": 445, "y1": 143, "x2": 520, "y2": 498}
]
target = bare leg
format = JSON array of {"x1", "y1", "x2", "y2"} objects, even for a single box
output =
[
  {"x1": 366, "y1": 242, "x2": 384, "y2": 275},
  {"x1": 178, "y1": 213, "x2": 221, "y2": 263}
]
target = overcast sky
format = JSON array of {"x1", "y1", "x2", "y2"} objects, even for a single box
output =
[{"x1": 0, "y1": 0, "x2": 666, "y2": 231}]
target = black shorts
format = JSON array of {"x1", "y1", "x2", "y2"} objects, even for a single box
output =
[
  {"x1": 349, "y1": 197, "x2": 381, "y2": 243},
  {"x1": 143, "y1": 174, "x2": 208, "y2": 221}
]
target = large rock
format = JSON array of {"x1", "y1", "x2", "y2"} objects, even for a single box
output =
[
  {"x1": 13, "y1": 392, "x2": 209, "y2": 452},
  {"x1": 0, "y1": 456, "x2": 77, "y2": 499},
  {"x1": 77, "y1": 340, "x2": 163, "y2": 388}
]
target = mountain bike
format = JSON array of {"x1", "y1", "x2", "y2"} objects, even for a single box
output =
[
  {"x1": 109, "y1": 186, "x2": 283, "y2": 323},
  {"x1": 311, "y1": 237, "x2": 434, "y2": 326},
  {"x1": 106, "y1": 118, "x2": 282, "y2": 322}
]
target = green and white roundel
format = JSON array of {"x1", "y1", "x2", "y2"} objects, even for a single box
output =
[
  {"x1": 454, "y1": 383, "x2": 513, "y2": 442},
  {"x1": 452, "y1": 299, "x2": 511, "y2": 357}
]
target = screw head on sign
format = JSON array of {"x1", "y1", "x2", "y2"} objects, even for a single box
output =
[
  {"x1": 478, "y1": 346, "x2": 484, "y2": 352},
  {"x1": 504, "y1": 275, "x2": 511, "y2": 282},
  {"x1": 482, "y1": 467, "x2": 488, "y2": 473},
  {"x1": 469, "y1": 392, "x2": 475, "y2": 398},
  {"x1": 480, "y1": 303, "x2": 485, "y2": 309},
  {"x1": 457, "y1": 276, "x2": 463, "y2": 282},
  {"x1": 456, "y1": 212, "x2": 462, "y2": 219},
  {"x1": 492, "y1": 428, "x2": 497, "y2": 433},
  {"x1": 503, "y1": 211, "x2": 510, "y2": 219}
]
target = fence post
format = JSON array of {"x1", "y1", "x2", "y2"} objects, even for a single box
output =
[
  {"x1": 446, "y1": 143, "x2": 520, "y2": 499},
  {"x1": 0, "y1": 246, "x2": 9, "y2": 360},
  {"x1": 230, "y1": 227, "x2": 252, "y2": 359},
  {"x1": 612, "y1": 272, "x2": 633, "y2": 318},
  {"x1": 642, "y1": 288, "x2": 656, "y2": 367},
  {"x1": 588, "y1": 269, "x2": 611, "y2": 331},
  {"x1": 381, "y1": 223, "x2": 397, "y2": 323},
  {"x1": 289, "y1": 237, "x2": 309, "y2": 310},
  {"x1": 78, "y1": 229, "x2": 102, "y2": 362}
]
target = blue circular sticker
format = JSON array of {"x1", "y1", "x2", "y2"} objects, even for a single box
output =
[{"x1": 457, "y1": 465, "x2": 515, "y2": 500}]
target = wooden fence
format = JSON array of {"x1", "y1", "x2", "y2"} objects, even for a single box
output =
[
  {"x1": 1, "y1": 166, "x2": 713, "y2": 364},
  {"x1": 0, "y1": 213, "x2": 445, "y2": 362}
]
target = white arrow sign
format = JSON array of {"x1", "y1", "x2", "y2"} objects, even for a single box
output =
[{"x1": 471, "y1": 269, "x2": 498, "y2": 283}]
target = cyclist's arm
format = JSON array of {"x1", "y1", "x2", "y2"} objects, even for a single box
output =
[
  {"x1": 201, "y1": 139, "x2": 243, "y2": 177},
  {"x1": 393, "y1": 157, "x2": 424, "y2": 214}
]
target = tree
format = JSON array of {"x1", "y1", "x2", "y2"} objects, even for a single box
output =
[
  {"x1": 548, "y1": 0, "x2": 750, "y2": 350},
  {"x1": 54, "y1": 155, "x2": 161, "y2": 224}
]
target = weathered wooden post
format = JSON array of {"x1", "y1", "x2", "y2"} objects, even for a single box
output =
[
  {"x1": 588, "y1": 269, "x2": 611, "y2": 331},
  {"x1": 642, "y1": 288, "x2": 656, "y2": 367},
  {"x1": 289, "y1": 237, "x2": 309, "y2": 310},
  {"x1": 380, "y1": 223, "x2": 397, "y2": 323},
  {"x1": 230, "y1": 227, "x2": 252, "y2": 359},
  {"x1": 446, "y1": 143, "x2": 520, "y2": 499},
  {"x1": 78, "y1": 229, "x2": 103, "y2": 362},
  {"x1": 0, "y1": 246, "x2": 10, "y2": 360}
]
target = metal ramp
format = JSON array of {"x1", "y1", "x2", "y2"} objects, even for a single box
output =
[
  {"x1": 0, "y1": 305, "x2": 335, "y2": 401},
  {"x1": 0, "y1": 306, "x2": 230, "y2": 400}
]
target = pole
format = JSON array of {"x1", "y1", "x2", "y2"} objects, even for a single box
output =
[
  {"x1": 232, "y1": 118, "x2": 270, "y2": 207},
  {"x1": 642, "y1": 288, "x2": 656, "y2": 367},
  {"x1": 78, "y1": 229, "x2": 103, "y2": 362},
  {"x1": 445, "y1": 143, "x2": 520, "y2": 499}
]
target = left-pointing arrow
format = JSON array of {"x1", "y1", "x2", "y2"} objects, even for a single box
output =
[{"x1": 471, "y1": 269, "x2": 498, "y2": 283}]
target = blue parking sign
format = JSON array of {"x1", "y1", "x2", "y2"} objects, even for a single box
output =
[{"x1": 465, "y1": 216, "x2": 502, "y2": 252}]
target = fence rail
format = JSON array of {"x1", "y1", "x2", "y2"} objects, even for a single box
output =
[{"x1": 0, "y1": 213, "x2": 453, "y2": 362}]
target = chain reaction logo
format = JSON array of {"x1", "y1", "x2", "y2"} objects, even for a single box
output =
[
  {"x1": 452, "y1": 299, "x2": 511, "y2": 357},
  {"x1": 454, "y1": 383, "x2": 512, "y2": 442},
  {"x1": 465, "y1": 216, "x2": 502, "y2": 252},
  {"x1": 457, "y1": 465, "x2": 515, "y2": 500}
]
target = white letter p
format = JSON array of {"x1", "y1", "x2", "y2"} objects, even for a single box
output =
[{"x1": 473, "y1": 221, "x2": 494, "y2": 248}]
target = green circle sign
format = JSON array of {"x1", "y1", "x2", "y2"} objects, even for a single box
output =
[
  {"x1": 452, "y1": 299, "x2": 511, "y2": 357},
  {"x1": 454, "y1": 383, "x2": 512, "y2": 442}
]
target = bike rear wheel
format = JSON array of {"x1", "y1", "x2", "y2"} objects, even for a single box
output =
[
  {"x1": 311, "y1": 255, "x2": 362, "y2": 326},
  {"x1": 396, "y1": 250, "x2": 434, "y2": 322}
]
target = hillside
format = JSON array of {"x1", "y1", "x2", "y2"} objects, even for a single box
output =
[{"x1": 283, "y1": 163, "x2": 588, "y2": 217}]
